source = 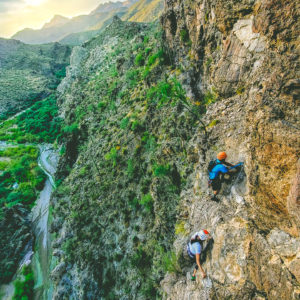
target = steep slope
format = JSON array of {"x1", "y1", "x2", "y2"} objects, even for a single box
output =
[
  {"x1": 160, "y1": 0, "x2": 300, "y2": 298},
  {"x1": 0, "y1": 39, "x2": 71, "y2": 120},
  {"x1": 50, "y1": 0, "x2": 299, "y2": 299},
  {"x1": 122, "y1": 0, "x2": 164, "y2": 22},
  {"x1": 51, "y1": 16, "x2": 203, "y2": 299}
]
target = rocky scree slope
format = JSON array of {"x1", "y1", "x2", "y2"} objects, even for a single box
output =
[
  {"x1": 51, "y1": 17, "x2": 206, "y2": 299},
  {"x1": 0, "y1": 39, "x2": 71, "y2": 120},
  {"x1": 160, "y1": 0, "x2": 300, "y2": 299}
]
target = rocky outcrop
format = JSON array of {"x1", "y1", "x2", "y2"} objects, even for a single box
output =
[
  {"x1": 50, "y1": 1, "x2": 299, "y2": 299},
  {"x1": 160, "y1": 0, "x2": 300, "y2": 298}
]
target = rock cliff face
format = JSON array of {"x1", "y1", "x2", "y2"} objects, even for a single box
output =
[
  {"x1": 161, "y1": 0, "x2": 300, "y2": 298},
  {"x1": 51, "y1": 1, "x2": 299, "y2": 299}
]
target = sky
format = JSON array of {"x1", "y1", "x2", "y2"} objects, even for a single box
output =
[{"x1": 0, "y1": 0, "x2": 121, "y2": 38}]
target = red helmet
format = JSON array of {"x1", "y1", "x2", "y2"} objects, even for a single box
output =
[{"x1": 217, "y1": 152, "x2": 227, "y2": 160}]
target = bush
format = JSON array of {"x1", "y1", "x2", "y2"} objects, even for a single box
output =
[
  {"x1": 104, "y1": 148, "x2": 118, "y2": 167},
  {"x1": 139, "y1": 193, "x2": 153, "y2": 212},
  {"x1": 153, "y1": 164, "x2": 170, "y2": 177},
  {"x1": 126, "y1": 159, "x2": 134, "y2": 178},
  {"x1": 162, "y1": 251, "x2": 180, "y2": 273},
  {"x1": 135, "y1": 53, "x2": 145, "y2": 66},
  {"x1": 120, "y1": 117, "x2": 129, "y2": 129},
  {"x1": 55, "y1": 66, "x2": 66, "y2": 80},
  {"x1": 63, "y1": 123, "x2": 79, "y2": 135},
  {"x1": 204, "y1": 89, "x2": 218, "y2": 105},
  {"x1": 147, "y1": 49, "x2": 165, "y2": 66},
  {"x1": 13, "y1": 265, "x2": 34, "y2": 300}
]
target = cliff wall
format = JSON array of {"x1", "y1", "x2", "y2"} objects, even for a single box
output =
[
  {"x1": 161, "y1": 0, "x2": 299, "y2": 298},
  {"x1": 51, "y1": 1, "x2": 299, "y2": 298}
]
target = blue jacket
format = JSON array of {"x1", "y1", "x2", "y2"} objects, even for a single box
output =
[
  {"x1": 209, "y1": 161, "x2": 229, "y2": 180},
  {"x1": 209, "y1": 161, "x2": 243, "y2": 180}
]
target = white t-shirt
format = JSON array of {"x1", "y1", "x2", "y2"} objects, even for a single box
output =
[{"x1": 189, "y1": 241, "x2": 202, "y2": 255}]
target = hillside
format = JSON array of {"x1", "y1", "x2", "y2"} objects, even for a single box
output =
[
  {"x1": 50, "y1": 0, "x2": 299, "y2": 298},
  {"x1": 0, "y1": 0, "x2": 299, "y2": 299},
  {"x1": 12, "y1": 1, "x2": 138, "y2": 45},
  {"x1": 122, "y1": 0, "x2": 164, "y2": 22},
  {"x1": 0, "y1": 39, "x2": 71, "y2": 120}
]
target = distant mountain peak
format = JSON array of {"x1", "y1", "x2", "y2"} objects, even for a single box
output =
[
  {"x1": 90, "y1": 0, "x2": 138, "y2": 15},
  {"x1": 43, "y1": 15, "x2": 69, "y2": 29}
]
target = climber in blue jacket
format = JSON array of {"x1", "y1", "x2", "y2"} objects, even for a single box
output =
[{"x1": 208, "y1": 152, "x2": 243, "y2": 200}]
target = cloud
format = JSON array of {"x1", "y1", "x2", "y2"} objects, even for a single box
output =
[{"x1": 0, "y1": 0, "x2": 26, "y2": 14}]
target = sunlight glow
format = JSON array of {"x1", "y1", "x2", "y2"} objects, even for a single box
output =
[{"x1": 24, "y1": 0, "x2": 47, "y2": 7}]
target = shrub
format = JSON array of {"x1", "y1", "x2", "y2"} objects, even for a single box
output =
[
  {"x1": 129, "y1": 197, "x2": 139, "y2": 210},
  {"x1": 141, "y1": 132, "x2": 157, "y2": 152},
  {"x1": 126, "y1": 159, "x2": 134, "y2": 178},
  {"x1": 144, "y1": 47, "x2": 152, "y2": 56},
  {"x1": 236, "y1": 86, "x2": 245, "y2": 95},
  {"x1": 153, "y1": 164, "x2": 170, "y2": 177},
  {"x1": 175, "y1": 221, "x2": 187, "y2": 236},
  {"x1": 120, "y1": 117, "x2": 129, "y2": 129},
  {"x1": 147, "y1": 49, "x2": 164, "y2": 66},
  {"x1": 104, "y1": 148, "x2": 118, "y2": 167},
  {"x1": 139, "y1": 193, "x2": 153, "y2": 212},
  {"x1": 125, "y1": 69, "x2": 140, "y2": 88},
  {"x1": 130, "y1": 120, "x2": 144, "y2": 132},
  {"x1": 55, "y1": 66, "x2": 66, "y2": 80},
  {"x1": 13, "y1": 265, "x2": 34, "y2": 300},
  {"x1": 135, "y1": 53, "x2": 145, "y2": 66},
  {"x1": 98, "y1": 101, "x2": 107, "y2": 110},
  {"x1": 63, "y1": 123, "x2": 79, "y2": 135},
  {"x1": 162, "y1": 251, "x2": 180, "y2": 273},
  {"x1": 204, "y1": 89, "x2": 218, "y2": 105}
]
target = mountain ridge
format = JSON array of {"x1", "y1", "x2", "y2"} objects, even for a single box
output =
[{"x1": 11, "y1": 0, "x2": 163, "y2": 45}]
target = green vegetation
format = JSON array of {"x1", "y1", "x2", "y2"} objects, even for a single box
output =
[
  {"x1": 236, "y1": 86, "x2": 245, "y2": 95},
  {"x1": 204, "y1": 88, "x2": 219, "y2": 105},
  {"x1": 0, "y1": 145, "x2": 46, "y2": 217},
  {"x1": 52, "y1": 22, "x2": 199, "y2": 299},
  {"x1": 135, "y1": 53, "x2": 145, "y2": 66},
  {"x1": 180, "y1": 29, "x2": 189, "y2": 43},
  {"x1": 161, "y1": 251, "x2": 181, "y2": 273},
  {"x1": 104, "y1": 148, "x2": 119, "y2": 167},
  {"x1": 0, "y1": 40, "x2": 70, "y2": 120},
  {"x1": 175, "y1": 220, "x2": 188, "y2": 236},
  {"x1": 139, "y1": 193, "x2": 153, "y2": 212},
  {"x1": 153, "y1": 164, "x2": 170, "y2": 177},
  {"x1": 13, "y1": 265, "x2": 34, "y2": 300},
  {"x1": 0, "y1": 94, "x2": 62, "y2": 144},
  {"x1": 208, "y1": 119, "x2": 220, "y2": 128}
]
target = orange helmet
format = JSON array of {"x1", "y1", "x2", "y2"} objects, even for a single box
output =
[{"x1": 217, "y1": 152, "x2": 227, "y2": 160}]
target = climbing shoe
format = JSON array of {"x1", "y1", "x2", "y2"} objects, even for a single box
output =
[
  {"x1": 191, "y1": 275, "x2": 196, "y2": 281},
  {"x1": 211, "y1": 195, "x2": 219, "y2": 202}
]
